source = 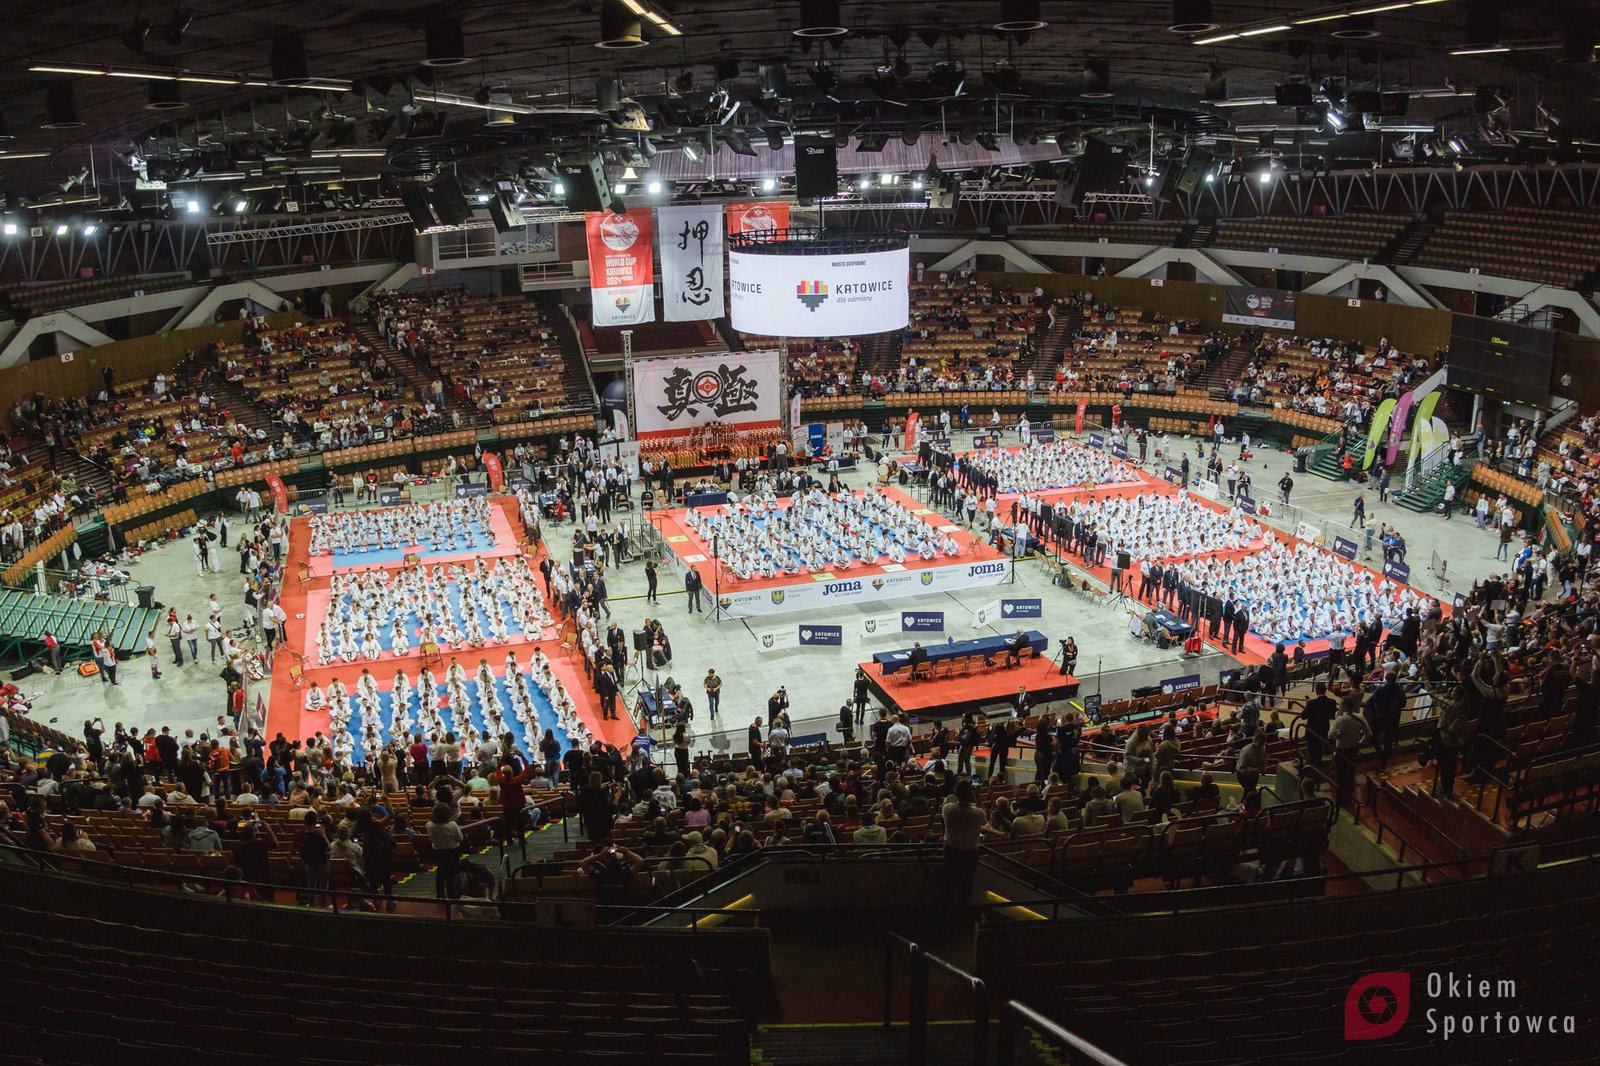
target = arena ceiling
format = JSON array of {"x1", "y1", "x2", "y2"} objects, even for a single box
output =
[{"x1": 2, "y1": 0, "x2": 1598, "y2": 213}]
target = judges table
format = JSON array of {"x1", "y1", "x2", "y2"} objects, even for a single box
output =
[
  {"x1": 1148, "y1": 609, "x2": 1195, "y2": 638},
  {"x1": 875, "y1": 630, "x2": 1048, "y2": 675}
]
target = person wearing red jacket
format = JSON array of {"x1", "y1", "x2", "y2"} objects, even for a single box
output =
[{"x1": 495, "y1": 757, "x2": 539, "y2": 850}]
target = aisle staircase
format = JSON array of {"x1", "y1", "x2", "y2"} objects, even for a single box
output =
[
  {"x1": 856, "y1": 330, "x2": 902, "y2": 380},
  {"x1": 1027, "y1": 302, "x2": 1079, "y2": 382},
  {"x1": 1193, "y1": 340, "x2": 1251, "y2": 391},
  {"x1": 1380, "y1": 217, "x2": 1436, "y2": 266},
  {"x1": 533, "y1": 292, "x2": 600, "y2": 413},
  {"x1": 1392, "y1": 458, "x2": 1475, "y2": 513}
]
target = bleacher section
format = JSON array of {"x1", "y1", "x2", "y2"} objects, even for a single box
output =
[
  {"x1": 0, "y1": 587, "x2": 160, "y2": 659},
  {"x1": 583, "y1": 319, "x2": 719, "y2": 355},
  {"x1": 887, "y1": 279, "x2": 1039, "y2": 389},
  {"x1": 1413, "y1": 207, "x2": 1600, "y2": 289},
  {"x1": 1, "y1": 274, "x2": 195, "y2": 320},
  {"x1": 1211, "y1": 212, "x2": 1408, "y2": 260}
]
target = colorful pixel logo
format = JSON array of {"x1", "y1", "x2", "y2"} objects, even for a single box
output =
[
  {"x1": 795, "y1": 280, "x2": 829, "y2": 311},
  {"x1": 1345, "y1": 972, "x2": 1411, "y2": 1041},
  {"x1": 614, "y1": 295, "x2": 632, "y2": 312}
]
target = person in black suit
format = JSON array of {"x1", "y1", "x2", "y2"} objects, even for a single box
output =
[
  {"x1": 1396, "y1": 607, "x2": 1421, "y2": 659},
  {"x1": 1220, "y1": 597, "x2": 1237, "y2": 640},
  {"x1": 1005, "y1": 631, "x2": 1030, "y2": 668},
  {"x1": 1208, "y1": 595, "x2": 1224, "y2": 639},
  {"x1": 908, "y1": 642, "x2": 931, "y2": 681},
  {"x1": 1231, "y1": 604, "x2": 1250, "y2": 653}
]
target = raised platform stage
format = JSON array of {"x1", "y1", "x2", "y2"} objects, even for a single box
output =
[{"x1": 859, "y1": 654, "x2": 1080, "y2": 721}]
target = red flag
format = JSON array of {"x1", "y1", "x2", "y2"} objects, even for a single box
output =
[
  {"x1": 482, "y1": 452, "x2": 505, "y2": 493},
  {"x1": 904, "y1": 410, "x2": 919, "y2": 452},
  {"x1": 1074, "y1": 400, "x2": 1087, "y2": 435},
  {"x1": 264, "y1": 474, "x2": 289, "y2": 514}
]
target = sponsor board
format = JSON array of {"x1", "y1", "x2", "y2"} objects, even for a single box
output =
[
  {"x1": 712, "y1": 560, "x2": 1009, "y2": 618},
  {"x1": 1001, "y1": 598, "x2": 1042, "y2": 619}
]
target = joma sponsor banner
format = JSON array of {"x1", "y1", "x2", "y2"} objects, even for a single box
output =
[{"x1": 714, "y1": 560, "x2": 1009, "y2": 618}]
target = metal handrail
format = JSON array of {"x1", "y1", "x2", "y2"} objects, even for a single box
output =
[
  {"x1": 883, "y1": 931, "x2": 990, "y2": 1066},
  {"x1": 997, "y1": 999, "x2": 1133, "y2": 1066}
]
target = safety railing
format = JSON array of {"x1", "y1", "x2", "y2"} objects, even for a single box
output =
[
  {"x1": 883, "y1": 932, "x2": 990, "y2": 1066},
  {"x1": 996, "y1": 999, "x2": 1132, "y2": 1066}
]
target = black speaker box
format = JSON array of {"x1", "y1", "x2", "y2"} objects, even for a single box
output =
[
  {"x1": 429, "y1": 175, "x2": 473, "y2": 227},
  {"x1": 555, "y1": 154, "x2": 613, "y2": 212},
  {"x1": 632, "y1": 628, "x2": 650, "y2": 653},
  {"x1": 1275, "y1": 82, "x2": 1314, "y2": 107},
  {"x1": 488, "y1": 191, "x2": 522, "y2": 234},
  {"x1": 794, "y1": 137, "x2": 838, "y2": 200},
  {"x1": 929, "y1": 172, "x2": 962, "y2": 210},
  {"x1": 401, "y1": 186, "x2": 436, "y2": 234},
  {"x1": 1347, "y1": 89, "x2": 1383, "y2": 114},
  {"x1": 1079, "y1": 137, "x2": 1130, "y2": 193}
]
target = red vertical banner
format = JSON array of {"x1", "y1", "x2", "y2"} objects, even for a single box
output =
[
  {"x1": 1074, "y1": 400, "x2": 1087, "y2": 435},
  {"x1": 904, "y1": 410, "x2": 919, "y2": 453},
  {"x1": 584, "y1": 209, "x2": 655, "y2": 326},
  {"x1": 725, "y1": 202, "x2": 790, "y2": 239},
  {"x1": 264, "y1": 474, "x2": 289, "y2": 514},
  {"x1": 482, "y1": 452, "x2": 505, "y2": 493}
]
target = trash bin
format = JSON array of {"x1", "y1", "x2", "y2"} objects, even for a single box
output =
[
  {"x1": 1294, "y1": 448, "x2": 1309, "y2": 474},
  {"x1": 135, "y1": 585, "x2": 155, "y2": 610}
]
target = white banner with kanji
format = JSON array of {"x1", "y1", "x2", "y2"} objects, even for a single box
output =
[{"x1": 658, "y1": 205, "x2": 724, "y2": 321}]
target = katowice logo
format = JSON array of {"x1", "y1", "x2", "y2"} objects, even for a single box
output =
[
  {"x1": 796, "y1": 280, "x2": 830, "y2": 311},
  {"x1": 1345, "y1": 972, "x2": 1411, "y2": 1041}
]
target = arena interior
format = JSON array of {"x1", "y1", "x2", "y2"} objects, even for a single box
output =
[{"x1": 4, "y1": 2, "x2": 1600, "y2": 1063}]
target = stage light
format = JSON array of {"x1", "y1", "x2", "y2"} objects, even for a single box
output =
[
  {"x1": 1258, "y1": 170, "x2": 1272, "y2": 184},
  {"x1": 185, "y1": 198, "x2": 201, "y2": 213},
  {"x1": 234, "y1": 199, "x2": 248, "y2": 213},
  {"x1": 1082, "y1": 60, "x2": 1112, "y2": 98},
  {"x1": 53, "y1": 223, "x2": 68, "y2": 236},
  {"x1": 476, "y1": 192, "x2": 491, "y2": 203},
  {"x1": 552, "y1": 181, "x2": 565, "y2": 195},
  {"x1": 911, "y1": 177, "x2": 924, "y2": 189},
  {"x1": 1325, "y1": 109, "x2": 1347, "y2": 131},
  {"x1": 1169, "y1": 0, "x2": 1218, "y2": 33},
  {"x1": 614, "y1": 182, "x2": 627, "y2": 194},
  {"x1": 995, "y1": 0, "x2": 1047, "y2": 32},
  {"x1": 597, "y1": 0, "x2": 647, "y2": 49},
  {"x1": 81, "y1": 223, "x2": 97, "y2": 235},
  {"x1": 1, "y1": 223, "x2": 15, "y2": 236},
  {"x1": 646, "y1": 180, "x2": 662, "y2": 194},
  {"x1": 270, "y1": 32, "x2": 314, "y2": 86},
  {"x1": 682, "y1": 140, "x2": 703, "y2": 164},
  {"x1": 857, "y1": 176, "x2": 869, "y2": 189},
  {"x1": 423, "y1": 16, "x2": 472, "y2": 66},
  {"x1": 794, "y1": 0, "x2": 848, "y2": 37},
  {"x1": 1203, "y1": 172, "x2": 1215, "y2": 183},
  {"x1": 42, "y1": 84, "x2": 84, "y2": 129},
  {"x1": 761, "y1": 177, "x2": 778, "y2": 191}
]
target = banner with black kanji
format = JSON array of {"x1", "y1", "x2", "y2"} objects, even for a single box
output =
[
  {"x1": 632, "y1": 350, "x2": 781, "y2": 440},
  {"x1": 658, "y1": 205, "x2": 724, "y2": 321}
]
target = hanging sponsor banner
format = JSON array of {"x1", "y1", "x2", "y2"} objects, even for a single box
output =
[
  {"x1": 1222, "y1": 286, "x2": 1297, "y2": 331},
  {"x1": 728, "y1": 246, "x2": 909, "y2": 336},
  {"x1": 1159, "y1": 673, "x2": 1203, "y2": 694},
  {"x1": 755, "y1": 626, "x2": 798, "y2": 654},
  {"x1": 725, "y1": 201, "x2": 789, "y2": 240},
  {"x1": 585, "y1": 209, "x2": 655, "y2": 327},
  {"x1": 632, "y1": 350, "x2": 782, "y2": 440},
  {"x1": 1382, "y1": 560, "x2": 1411, "y2": 583},
  {"x1": 861, "y1": 613, "x2": 900, "y2": 638},
  {"x1": 901, "y1": 610, "x2": 945, "y2": 632},
  {"x1": 264, "y1": 474, "x2": 289, "y2": 514},
  {"x1": 482, "y1": 452, "x2": 505, "y2": 493},
  {"x1": 1333, "y1": 535, "x2": 1360, "y2": 560},
  {"x1": 658, "y1": 205, "x2": 725, "y2": 321},
  {"x1": 789, "y1": 391, "x2": 802, "y2": 431},
  {"x1": 714, "y1": 561, "x2": 1008, "y2": 618},
  {"x1": 905, "y1": 410, "x2": 919, "y2": 452},
  {"x1": 1001, "y1": 598, "x2": 1042, "y2": 620},
  {"x1": 1074, "y1": 399, "x2": 1087, "y2": 434},
  {"x1": 798, "y1": 624, "x2": 843, "y2": 647}
]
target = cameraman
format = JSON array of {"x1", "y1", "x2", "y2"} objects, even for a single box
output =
[{"x1": 1059, "y1": 635, "x2": 1078, "y2": 677}]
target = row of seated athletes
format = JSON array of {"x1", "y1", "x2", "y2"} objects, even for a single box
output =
[
  {"x1": 682, "y1": 488, "x2": 961, "y2": 580},
  {"x1": 945, "y1": 440, "x2": 1141, "y2": 500},
  {"x1": 313, "y1": 557, "x2": 553, "y2": 664},
  {"x1": 303, "y1": 649, "x2": 589, "y2": 767},
  {"x1": 306, "y1": 496, "x2": 497, "y2": 556}
]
